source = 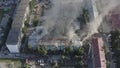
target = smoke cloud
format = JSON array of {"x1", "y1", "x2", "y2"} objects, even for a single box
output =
[
  {"x1": 81, "y1": 0, "x2": 120, "y2": 42},
  {"x1": 39, "y1": 0, "x2": 120, "y2": 42},
  {"x1": 42, "y1": 0, "x2": 84, "y2": 40}
]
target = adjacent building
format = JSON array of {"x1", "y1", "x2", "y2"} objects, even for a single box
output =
[
  {"x1": 6, "y1": 0, "x2": 29, "y2": 53},
  {"x1": 91, "y1": 37, "x2": 106, "y2": 68},
  {"x1": 101, "y1": 5, "x2": 120, "y2": 33},
  {"x1": 28, "y1": 27, "x2": 82, "y2": 50},
  {"x1": 109, "y1": 5, "x2": 120, "y2": 30},
  {"x1": 85, "y1": 0, "x2": 99, "y2": 21}
]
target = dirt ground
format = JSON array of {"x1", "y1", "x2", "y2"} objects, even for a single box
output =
[{"x1": 0, "y1": 62, "x2": 9, "y2": 68}]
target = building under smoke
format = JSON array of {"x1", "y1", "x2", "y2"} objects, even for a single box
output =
[
  {"x1": 28, "y1": 27, "x2": 82, "y2": 50},
  {"x1": 28, "y1": 0, "x2": 120, "y2": 49},
  {"x1": 28, "y1": 0, "x2": 86, "y2": 49},
  {"x1": 28, "y1": 0, "x2": 100, "y2": 49}
]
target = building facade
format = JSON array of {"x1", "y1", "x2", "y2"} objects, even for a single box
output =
[
  {"x1": 6, "y1": 0, "x2": 29, "y2": 53},
  {"x1": 91, "y1": 37, "x2": 106, "y2": 68}
]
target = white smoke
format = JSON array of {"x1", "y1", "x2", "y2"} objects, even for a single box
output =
[
  {"x1": 38, "y1": 0, "x2": 120, "y2": 42},
  {"x1": 81, "y1": 0, "x2": 120, "y2": 42},
  {"x1": 42, "y1": 0, "x2": 84, "y2": 40}
]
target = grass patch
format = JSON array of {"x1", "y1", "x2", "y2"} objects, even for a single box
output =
[{"x1": 0, "y1": 58, "x2": 24, "y2": 68}]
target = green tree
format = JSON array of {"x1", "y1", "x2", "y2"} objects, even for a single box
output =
[
  {"x1": 68, "y1": 46, "x2": 74, "y2": 55},
  {"x1": 27, "y1": 45, "x2": 35, "y2": 53},
  {"x1": 29, "y1": 0, "x2": 35, "y2": 13},
  {"x1": 110, "y1": 30, "x2": 120, "y2": 68},
  {"x1": 75, "y1": 60, "x2": 84, "y2": 68},
  {"x1": 52, "y1": 61, "x2": 59, "y2": 68},
  {"x1": 63, "y1": 46, "x2": 74, "y2": 55},
  {"x1": 106, "y1": 61, "x2": 110, "y2": 68},
  {"x1": 77, "y1": 47, "x2": 84, "y2": 55},
  {"x1": 24, "y1": 16, "x2": 30, "y2": 27},
  {"x1": 33, "y1": 19, "x2": 39, "y2": 27},
  {"x1": 38, "y1": 45, "x2": 47, "y2": 55},
  {"x1": 82, "y1": 8, "x2": 89, "y2": 24},
  {"x1": 22, "y1": 26, "x2": 27, "y2": 34}
]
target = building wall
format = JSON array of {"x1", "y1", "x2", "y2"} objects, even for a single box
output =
[
  {"x1": 6, "y1": 9, "x2": 28, "y2": 53},
  {"x1": 85, "y1": 0, "x2": 98, "y2": 21},
  {"x1": 91, "y1": 42, "x2": 96, "y2": 68},
  {"x1": 91, "y1": 37, "x2": 106, "y2": 68},
  {"x1": 6, "y1": 0, "x2": 29, "y2": 53},
  {"x1": 6, "y1": 43, "x2": 20, "y2": 53}
]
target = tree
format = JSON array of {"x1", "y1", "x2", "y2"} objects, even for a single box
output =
[
  {"x1": 38, "y1": 45, "x2": 47, "y2": 55},
  {"x1": 79, "y1": 60, "x2": 84, "y2": 66},
  {"x1": 106, "y1": 61, "x2": 110, "y2": 68},
  {"x1": 75, "y1": 60, "x2": 84, "y2": 68},
  {"x1": 82, "y1": 8, "x2": 89, "y2": 24},
  {"x1": 67, "y1": 46, "x2": 74, "y2": 55},
  {"x1": 110, "y1": 30, "x2": 120, "y2": 68},
  {"x1": 74, "y1": 55, "x2": 82, "y2": 61},
  {"x1": 24, "y1": 16, "x2": 30, "y2": 27},
  {"x1": 63, "y1": 46, "x2": 74, "y2": 56},
  {"x1": 29, "y1": 0, "x2": 35, "y2": 13},
  {"x1": 62, "y1": 55, "x2": 69, "y2": 60},
  {"x1": 52, "y1": 61, "x2": 59, "y2": 68},
  {"x1": 103, "y1": 45, "x2": 108, "y2": 54},
  {"x1": 75, "y1": 29, "x2": 80, "y2": 36},
  {"x1": 27, "y1": 45, "x2": 35, "y2": 53},
  {"x1": 77, "y1": 47, "x2": 84, "y2": 55},
  {"x1": 22, "y1": 26, "x2": 27, "y2": 34},
  {"x1": 33, "y1": 19, "x2": 39, "y2": 27}
]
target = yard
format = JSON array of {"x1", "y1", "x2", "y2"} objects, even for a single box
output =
[{"x1": 0, "y1": 59, "x2": 23, "y2": 68}]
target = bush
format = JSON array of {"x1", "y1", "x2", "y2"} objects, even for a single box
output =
[
  {"x1": 37, "y1": 46, "x2": 47, "y2": 55},
  {"x1": 52, "y1": 61, "x2": 59, "y2": 68},
  {"x1": 29, "y1": 0, "x2": 35, "y2": 12},
  {"x1": 82, "y1": 9, "x2": 89, "y2": 24},
  {"x1": 110, "y1": 30, "x2": 120, "y2": 68},
  {"x1": 22, "y1": 26, "x2": 27, "y2": 34},
  {"x1": 24, "y1": 16, "x2": 30, "y2": 27},
  {"x1": 33, "y1": 20, "x2": 39, "y2": 27}
]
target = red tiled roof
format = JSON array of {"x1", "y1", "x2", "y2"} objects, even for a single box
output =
[{"x1": 92, "y1": 37, "x2": 106, "y2": 68}]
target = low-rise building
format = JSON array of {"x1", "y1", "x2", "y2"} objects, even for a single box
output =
[
  {"x1": 28, "y1": 27, "x2": 82, "y2": 50},
  {"x1": 91, "y1": 37, "x2": 106, "y2": 68}
]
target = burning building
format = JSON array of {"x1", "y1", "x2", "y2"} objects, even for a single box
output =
[
  {"x1": 28, "y1": 27, "x2": 82, "y2": 50},
  {"x1": 28, "y1": 0, "x2": 102, "y2": 49},
  {"x1": 28, "y1": 0, "x2": 86, "y2": 49}
]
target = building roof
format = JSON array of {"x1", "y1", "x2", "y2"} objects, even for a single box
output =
[
  {"x1": 107, "y1": 5, "x2": 120, "y2": 30},
  {"x1": 6, "y1": 0, "x2": 29, "y2": 45},
  {"x1": 92, "y1": 37, "x2": 106, "y2": 68},
  {"x1": 110, "y1": 14, "x2": 120, "y2": 30}
]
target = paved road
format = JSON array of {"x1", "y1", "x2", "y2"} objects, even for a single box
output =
[{"x1": 0, "y1": 53, "x2": 62, "y2": 62}]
